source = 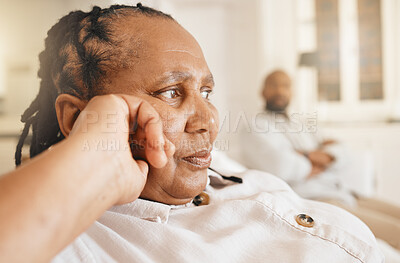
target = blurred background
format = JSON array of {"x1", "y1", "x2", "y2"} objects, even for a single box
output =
[{"x1": 0, "y1": 0, "x2": 399, "y2": 204}]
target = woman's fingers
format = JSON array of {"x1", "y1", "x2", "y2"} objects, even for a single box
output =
[
  {"x1": 118, "y1": 95, "x2": 168, "y2": 168},
  {"x1": 68, "y1": 94, "x2": 169, "y2": 204},
  {"x1": 115, "y1": 159, "x2": 149, "y2": 205},
  {"x1": 80, "y1": 94, "x2": 171, "y2": 169}
]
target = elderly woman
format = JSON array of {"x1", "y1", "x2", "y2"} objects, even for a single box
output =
[{"x1": 3, "y1": 4, "x2": 383, "y2": 263}]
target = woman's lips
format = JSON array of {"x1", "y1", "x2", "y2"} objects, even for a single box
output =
[{"x1": 181, "y1": 150, "x2": 212, "y2": 169}]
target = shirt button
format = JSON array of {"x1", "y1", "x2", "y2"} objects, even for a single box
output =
[
  {"x1": 295, "y1": 214, "x2": 314, "y2": 228},
  {"x1": 193, "y1": 192, "x2": 210, "y2": 206}
]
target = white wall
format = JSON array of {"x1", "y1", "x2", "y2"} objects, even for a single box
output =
[{"x1": 0, "y1": 0, "x2": 117, "y2": 116}]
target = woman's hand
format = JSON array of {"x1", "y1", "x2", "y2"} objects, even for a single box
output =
[{"x1": 69, "y1": 94, "x2": 175, "y2": 204}]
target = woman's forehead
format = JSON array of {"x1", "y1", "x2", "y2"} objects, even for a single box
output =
[
  {"x1": 101, "y1": 16, "x2": 212, "y2": 94},
  {"x1": 113, "y1": 15, "x2": 204, "y2": 60}
]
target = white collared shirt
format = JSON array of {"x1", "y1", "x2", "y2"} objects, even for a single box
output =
[
  {"x1": 52, "y1": 170, "x2": 383, "y2": 263},
  {"x1": 241, "y1": 111, "x2": 357, "y2": 205}
]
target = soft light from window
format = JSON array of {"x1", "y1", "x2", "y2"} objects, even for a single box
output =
[{"x1": 0, "y1": 54, "x2": 4, "y2": 98}]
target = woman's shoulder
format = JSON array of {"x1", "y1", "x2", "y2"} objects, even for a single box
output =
[{"x1": 205, "y1": 169, "x2": 384, "y2": 262}]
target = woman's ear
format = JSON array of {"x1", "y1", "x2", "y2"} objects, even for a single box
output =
[{"x1": 55, "y1": 94, "x2": 87, "y2": 137}]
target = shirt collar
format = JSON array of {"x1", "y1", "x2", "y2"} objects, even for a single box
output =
[
  {"x1": 108, "y1": 170, "x2": 234, "y2": 223},
  {"x1": 109, "y1": 199, "x2": 173, "y2": 224}
]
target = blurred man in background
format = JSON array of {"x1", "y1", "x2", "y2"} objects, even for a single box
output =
[
  {"x1": 242, "y1": 70, "x2": 351, "y2": 203},
  {"x1": 241, "y1": 70, "x2": 400, "y2": 249}
]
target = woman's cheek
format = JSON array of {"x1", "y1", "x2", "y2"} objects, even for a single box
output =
[
  {"x1": 209, "y1": 106, "x2": 220, "y2": 143},
  {"x1": 161, "y1": 111, "x2": 186, "y2": 146}
]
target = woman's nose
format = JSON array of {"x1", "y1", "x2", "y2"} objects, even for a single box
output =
[{"x1": 184, "y1": 97, "x2": 216, "y2": 134}]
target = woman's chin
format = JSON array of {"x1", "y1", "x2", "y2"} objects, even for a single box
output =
[{"x1": 140, "y1": 168, "x2": 208, "y2": 205}]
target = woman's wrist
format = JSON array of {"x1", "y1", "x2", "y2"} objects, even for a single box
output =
[{"x1": 67, "y1": 133, "x2": 128, "y2": 205}]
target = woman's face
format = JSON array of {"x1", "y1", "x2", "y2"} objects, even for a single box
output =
[{"x1": 102, "y1": 16, "x2": 219, "y2": 205}]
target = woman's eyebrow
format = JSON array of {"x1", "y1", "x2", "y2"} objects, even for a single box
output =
[
  {"x1": 154, "y1": 71, "x2": 192, "y2": 86},
  {"x1": 202, "y1": 74, "x2": 215, "y2": 86},
  {"x1": 153, "y1": 72, "x2": 214, "y2": 87}
]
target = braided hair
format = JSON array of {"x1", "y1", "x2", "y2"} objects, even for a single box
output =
[{"x1": 15, "y1": 3, "x2": 173, "y2": 166}]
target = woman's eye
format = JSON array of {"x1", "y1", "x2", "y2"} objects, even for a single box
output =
[
  {"x1": 200, "y1": 90, "x2": 212, "y2": 100},
  {"x1": 160, "y1": 89, "x2": 180, "y2": 99}
]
